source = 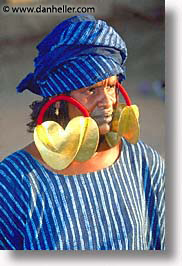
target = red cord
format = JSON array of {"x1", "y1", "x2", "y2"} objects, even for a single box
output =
[
  {"x1": 116, "y1": 82, "x2": 132, "y2": 106},
  {"x1": 37, "y1": 95, "x2": 89, "y2": 125}
]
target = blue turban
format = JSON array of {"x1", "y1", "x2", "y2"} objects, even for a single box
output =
[{"x1": 16, "y1": 15, "x2": 127, "y2": 97}]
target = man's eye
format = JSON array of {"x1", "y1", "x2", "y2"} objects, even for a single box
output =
[
  {"x1": 108, "y1": 85, "x2": 115, "y2": 88},
  {"x1": 107, "y1": 85, "x2": 116, "y2": 92},
  {"x1": 88, "y1": 88, "x2": 96, "y2": 94}
]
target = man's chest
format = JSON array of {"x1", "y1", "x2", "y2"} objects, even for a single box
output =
[{"x1": 25, "y1": 169, "x2": 148, "y2": 250}]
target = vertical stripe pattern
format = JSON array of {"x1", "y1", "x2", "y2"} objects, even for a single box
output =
[{"x1": 0, "y1": 139, "x2": 165, "y2": 250}]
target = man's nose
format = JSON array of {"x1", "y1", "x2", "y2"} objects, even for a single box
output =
[{"x1": 97, "y1": 87, "x2": 113, "y2": 109}]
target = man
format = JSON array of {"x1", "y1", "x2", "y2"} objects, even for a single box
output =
[{"x1": 0, "y1": 15, "x2": 165, "y2": 250}]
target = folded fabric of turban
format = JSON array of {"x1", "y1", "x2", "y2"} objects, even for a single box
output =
[{"x1": 16, "y1": 14, "x2": 127, "y2": 97}]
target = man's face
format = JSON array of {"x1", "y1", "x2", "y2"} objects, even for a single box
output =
[{"x1": 68, "y1": 76, "x2": 118, "y2": 135}]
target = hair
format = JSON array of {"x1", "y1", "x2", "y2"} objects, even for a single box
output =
[{"x1": 27, "y1": 92, "x2": 70, "y2": 133}]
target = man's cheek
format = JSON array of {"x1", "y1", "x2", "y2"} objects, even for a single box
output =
[
  {"x1": 84, "y1": 98, "x2": 99, "y2": 113},
  {"x1": 111, "y1": 94, "x2": 117, "y2": 105}
]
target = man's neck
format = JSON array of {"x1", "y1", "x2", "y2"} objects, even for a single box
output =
[{"x1": 97, "y1": 137, "x2": 111, "y2": 151}]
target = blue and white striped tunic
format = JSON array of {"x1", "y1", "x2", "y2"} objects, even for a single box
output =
[{"x1": 0, "y1": 139, "x2": 165, "y2": 250}]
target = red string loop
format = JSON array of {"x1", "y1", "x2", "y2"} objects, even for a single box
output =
[
  {"x1": 37, "y1": 95, "x2": 89, "y2": 125},
  {"x1": 116, "y1": 82, "x2": 132, "y2": 106}
]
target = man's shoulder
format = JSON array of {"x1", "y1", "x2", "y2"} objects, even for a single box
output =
[
  {"x1": 123, "y1": 138, "x2": 163, "y2": 156},
  {"x1": 0, "y1": 149, "x2": 32, "y2": 178},
  {"x1": 1, "y1": 149, "x2": 25, "y2": 163},
  {"x1": 0, "y1": 150, "x2": 32, "y2": 207},
  {"x1": 122, "y1": 138, "x2": 164, "y2": 170}
]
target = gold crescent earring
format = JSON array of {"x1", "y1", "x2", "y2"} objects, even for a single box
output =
[{"x1": 34, "y1": 95, "x2": 99, "y2": 170}]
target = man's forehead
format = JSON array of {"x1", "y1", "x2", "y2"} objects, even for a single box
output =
[
  {"x1": 76, "y1": 76, "x2": 117, "y2": 93},
  {"x1": 93, "y1": 76, "x2": 117, "y2": 87}
]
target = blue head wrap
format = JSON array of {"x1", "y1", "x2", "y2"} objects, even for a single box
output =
[{"x1": 16, "y1": 15, "x2": 127, "y2": 97}]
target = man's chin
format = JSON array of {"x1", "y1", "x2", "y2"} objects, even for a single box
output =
[{"x1": 98, "y1": 123, "x2": 111, "y2": 135}]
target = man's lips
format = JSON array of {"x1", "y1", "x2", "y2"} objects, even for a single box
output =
[
  {"x1": 90, "y1": 108, "x2": 113, "y2": 125},
  {"x1": 91, "y1": 114, "x2": 113, "y2": 125}
]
